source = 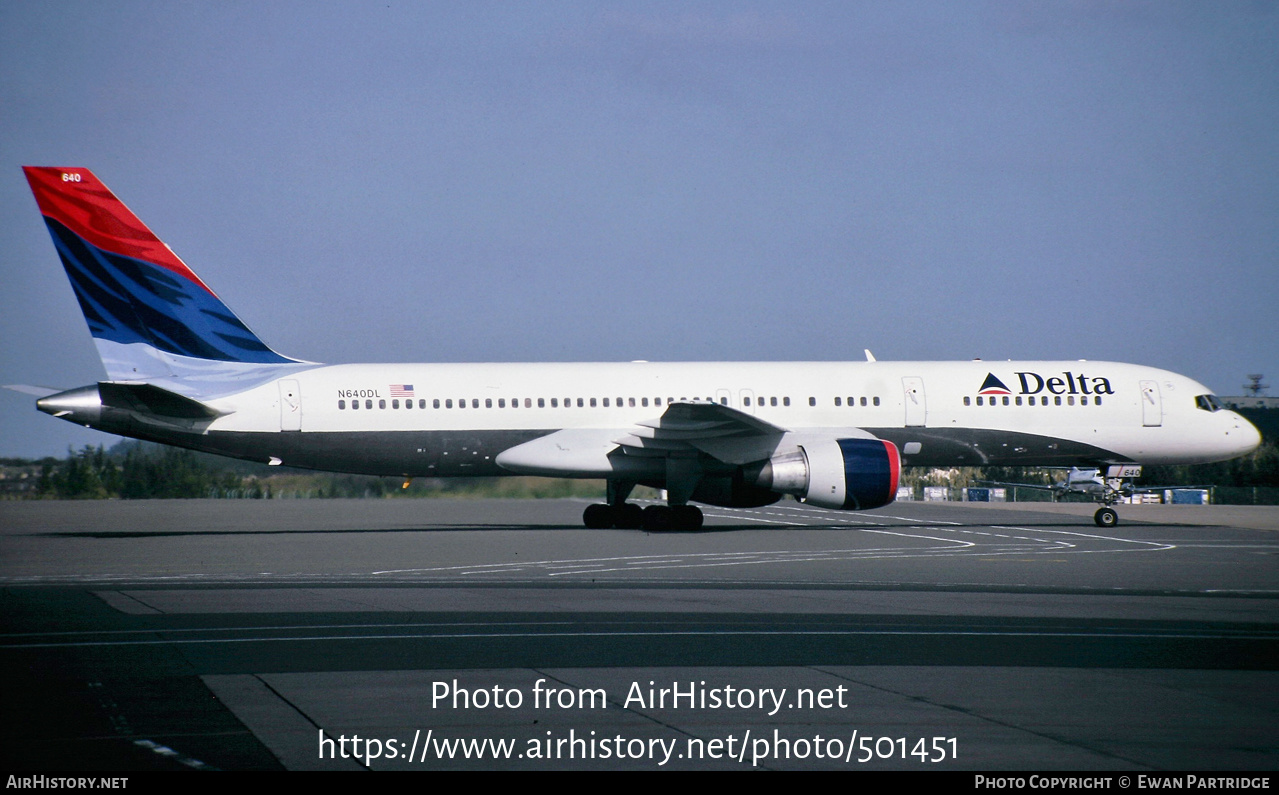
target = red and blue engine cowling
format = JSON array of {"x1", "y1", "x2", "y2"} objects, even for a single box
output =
[
  {"x1": 730, "y1": 437, "x2": 901, "y2": 510},
  {"x1": 799, "y1": 438, "x2": 901, "y2": 510}
]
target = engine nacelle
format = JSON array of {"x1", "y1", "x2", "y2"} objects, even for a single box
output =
[{"x1": 750, "y1": 438, "x2": 900, "y2": 510}]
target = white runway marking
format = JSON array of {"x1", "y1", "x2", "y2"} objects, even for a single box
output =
[{"x1": 0, "y1": 503, "x2": 1192, "y2": 585}]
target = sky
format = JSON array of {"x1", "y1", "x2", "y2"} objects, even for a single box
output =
[{"x1": 1, "y1": 1, "x2": 1276, "y2": 457}]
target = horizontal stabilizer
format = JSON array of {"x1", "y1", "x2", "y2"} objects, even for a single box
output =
[
  {"x1": 4, "y1": 384, "x2": 63, "y2": 398},
  {"x1": 98, "y1": 382, "x2": 224, "y2": 420}
]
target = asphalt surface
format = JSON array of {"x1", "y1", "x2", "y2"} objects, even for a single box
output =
[{"x1": 1, "y1": 498, "x2": 1276, "y2": 771}]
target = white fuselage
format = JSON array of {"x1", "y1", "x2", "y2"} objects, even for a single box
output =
[{"x1": 189, "y1": 359, "x2": 1259, "y2": 476}]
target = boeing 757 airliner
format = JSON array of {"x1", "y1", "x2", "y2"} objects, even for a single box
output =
[{"x1": 13, "y1": 167, "x2": 1262, "y2": 530}]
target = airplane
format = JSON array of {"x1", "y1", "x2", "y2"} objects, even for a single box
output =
[{"x1": 11, "y1": 167, "x2": 1263, "y2": 531}]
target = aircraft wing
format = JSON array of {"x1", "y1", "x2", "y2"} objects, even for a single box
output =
[
  {"x1": 494, "y1": 401, "x2": 789, "y2": 476},
  {"x1": 975, "y1": 479, "x2": 1060, "y2": 492},
  {"x1": 612, "y1": 400, "x2": 788, "y2": 465},
  {"x1": 1128, "y1": 484, "x2": 1214, "y2": 493}
]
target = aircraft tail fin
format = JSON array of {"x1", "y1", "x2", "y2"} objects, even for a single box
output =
[{"x1": 22, "y1": 167, "x2": 301, "y2": 383}]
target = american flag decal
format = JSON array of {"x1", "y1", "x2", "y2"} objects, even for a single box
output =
[{"x1": 390, "y1": 384, "x2": 415, "y2": 397}]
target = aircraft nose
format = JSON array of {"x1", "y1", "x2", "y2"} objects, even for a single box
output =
[{"x1": 1229, "y1": 414, "x2": 1263, "y2": 457}]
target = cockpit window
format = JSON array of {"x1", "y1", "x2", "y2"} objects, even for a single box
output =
[{"x1": 1195, "y1": 394, "x2": 1224, "y2": 412}]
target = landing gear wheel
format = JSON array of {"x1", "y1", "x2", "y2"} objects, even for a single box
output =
[
  {"x1": 583, "y1": 503, "x2": 614, "y2": 529},
  {"x1": 1094, "y1": 507, "x2": 1119, "y2": 528},
  {"x1": 615, "y1": 503, "x2": 644, "y2": 529},
  {"x1": 673, "y1": 505, "x2": 703, "y2": 531},
  {"x1": 642, "y1": 505, "x2": 674, "y2": 532}
]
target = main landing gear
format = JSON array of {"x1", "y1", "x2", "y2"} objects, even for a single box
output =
[
  {"x1": 581, "y1": 480, "x2": 704, "y2": 531},
  {"x1": 1093, "y1": 506, "x2": 1119, "y2": 528},
  {"x1": 582, "y1": 502, "x2": 704, "y2": 532}
]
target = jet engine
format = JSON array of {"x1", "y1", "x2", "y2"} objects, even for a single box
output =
[{"x1": 749, "y1": 438, "x2": 900, "y2": 510}]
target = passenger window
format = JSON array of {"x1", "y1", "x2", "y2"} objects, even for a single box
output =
[
  {"x1": 590, "y1": 398, "x2": 597, "y2": 407},
  {"x1": 860, "y1": 397, "x2": 867, "y2": 407},
  {"x1": 720, "y1": 397, "x2": 727, "y2": 405},
  {"x1": 1067, "y1": 396, "x2": 1075, "y2": 405},
  {"x1": 744, "y1": 397, "x2": 751, "y2": 407},
  {"x1": 976, "y1": 396, "x2": 983, "y2": 406},
  {"x1": 1080, "y1": 396, "x2": 1087, "y2": 405},
  {"x1": 1095, "y1": 396, "x2": 1102, "y2": 406},
  {"x1": 338, "y1": 400, "x2": 346, "y2": 410},
  {"x1": 550, "y1": 398, "x2": 558, "y2": 408},
  {"x1": 365, "y1": 400, "x2": 373, "y2": 410},
  {"x1": 617, "y1": 397, "x2": 624, "y2": 406},
  {"x1": 486, "y1": 398, "x2": 493, "y2": 408},
  {"x1": 642, "y1": 397, "x2": 649, "y2": 407},
  {"x1": 603, "y1": 398, "x2": 610, "y2": 407},
  {"x1": 1055, "y1": 396, "x2": 1062, "y2": 406},
  {"x1": 446, "y1": 399, "x2": 453, "y2": 408},
  {"x1": 499, "y1": 398, "x2": 506, "y2": 408},
  {"x1": 392, "y1": 399, "x2": 399, "y2": 409},
  {"x1": 655, "y1": 398, "x2": 662, "y2": 406},
  {"x1": 629, "y1": 397, "x2": 636, "y2": 407},
  {"x1": 809, "y1": 397, "x2": 816, "y2": 407},
  {"x1": 835, "y1": 397, "x2": 842, "y2": 406},
  {"x1": 524, "y1": 398, "x2": 532, "y2": 408},
  {"x1": 538, "y1": 398, "x2": 545, "y2": 408},
  {"x1": 434, "y1": 399, "x2": 441, "y2": 409},
  {"x1": 352, "y1": 400, "x2": 359, "y2": 410},
  {"x1": 1015, "y1": 396, "x2": 1021, "y2": 406},
  {"x1": 405, "y1": 400, "x2": 413, "y2": 409},
  {"x1": 873, "y1": 397, "x2": 880, "y2": 406},
  {"x1": 419, "y1": 399, "x2": 425, "y2": 409},
  {"x1": 963, "y1": 397, "x2": 970, "y2": 406},
  {"x1": 770, "y1": 397, "x2": 778, "y2": 407},
  {"x1": 783, "y1": 397, "x2": 790, "y2": 407},
  {"x1": 1002, "y1": 396, "x2": 1009, "y2": 406},
  {"x1": 577, "y1": 398, "x2": 584, "y2": 408},
  {"x1": 379, "y1": 399, "x2": 386, "y2": 409}
]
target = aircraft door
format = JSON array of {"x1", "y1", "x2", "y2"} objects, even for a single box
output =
[
  {"x1": 280, "y1": 379, "x2": 301, "y2": 431},
  {"x1": 1140, "y1": 380, "x2": 1162, "y2": 427},
  {"x1": 903, "y1": 377, "x2": 926, "y2": 427}
]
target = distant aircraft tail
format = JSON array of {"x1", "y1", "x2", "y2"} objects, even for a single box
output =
[{"x1": 22, "y1": 167, "x2": 301, "y2": 383}]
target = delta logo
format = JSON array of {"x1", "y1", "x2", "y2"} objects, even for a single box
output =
[
  {"x1": 977, "y1": 372, "x2": 1116, "y2": 396},
  {"x1": 978, "y1": 374, "x2": 1012, "y2": 396}
]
